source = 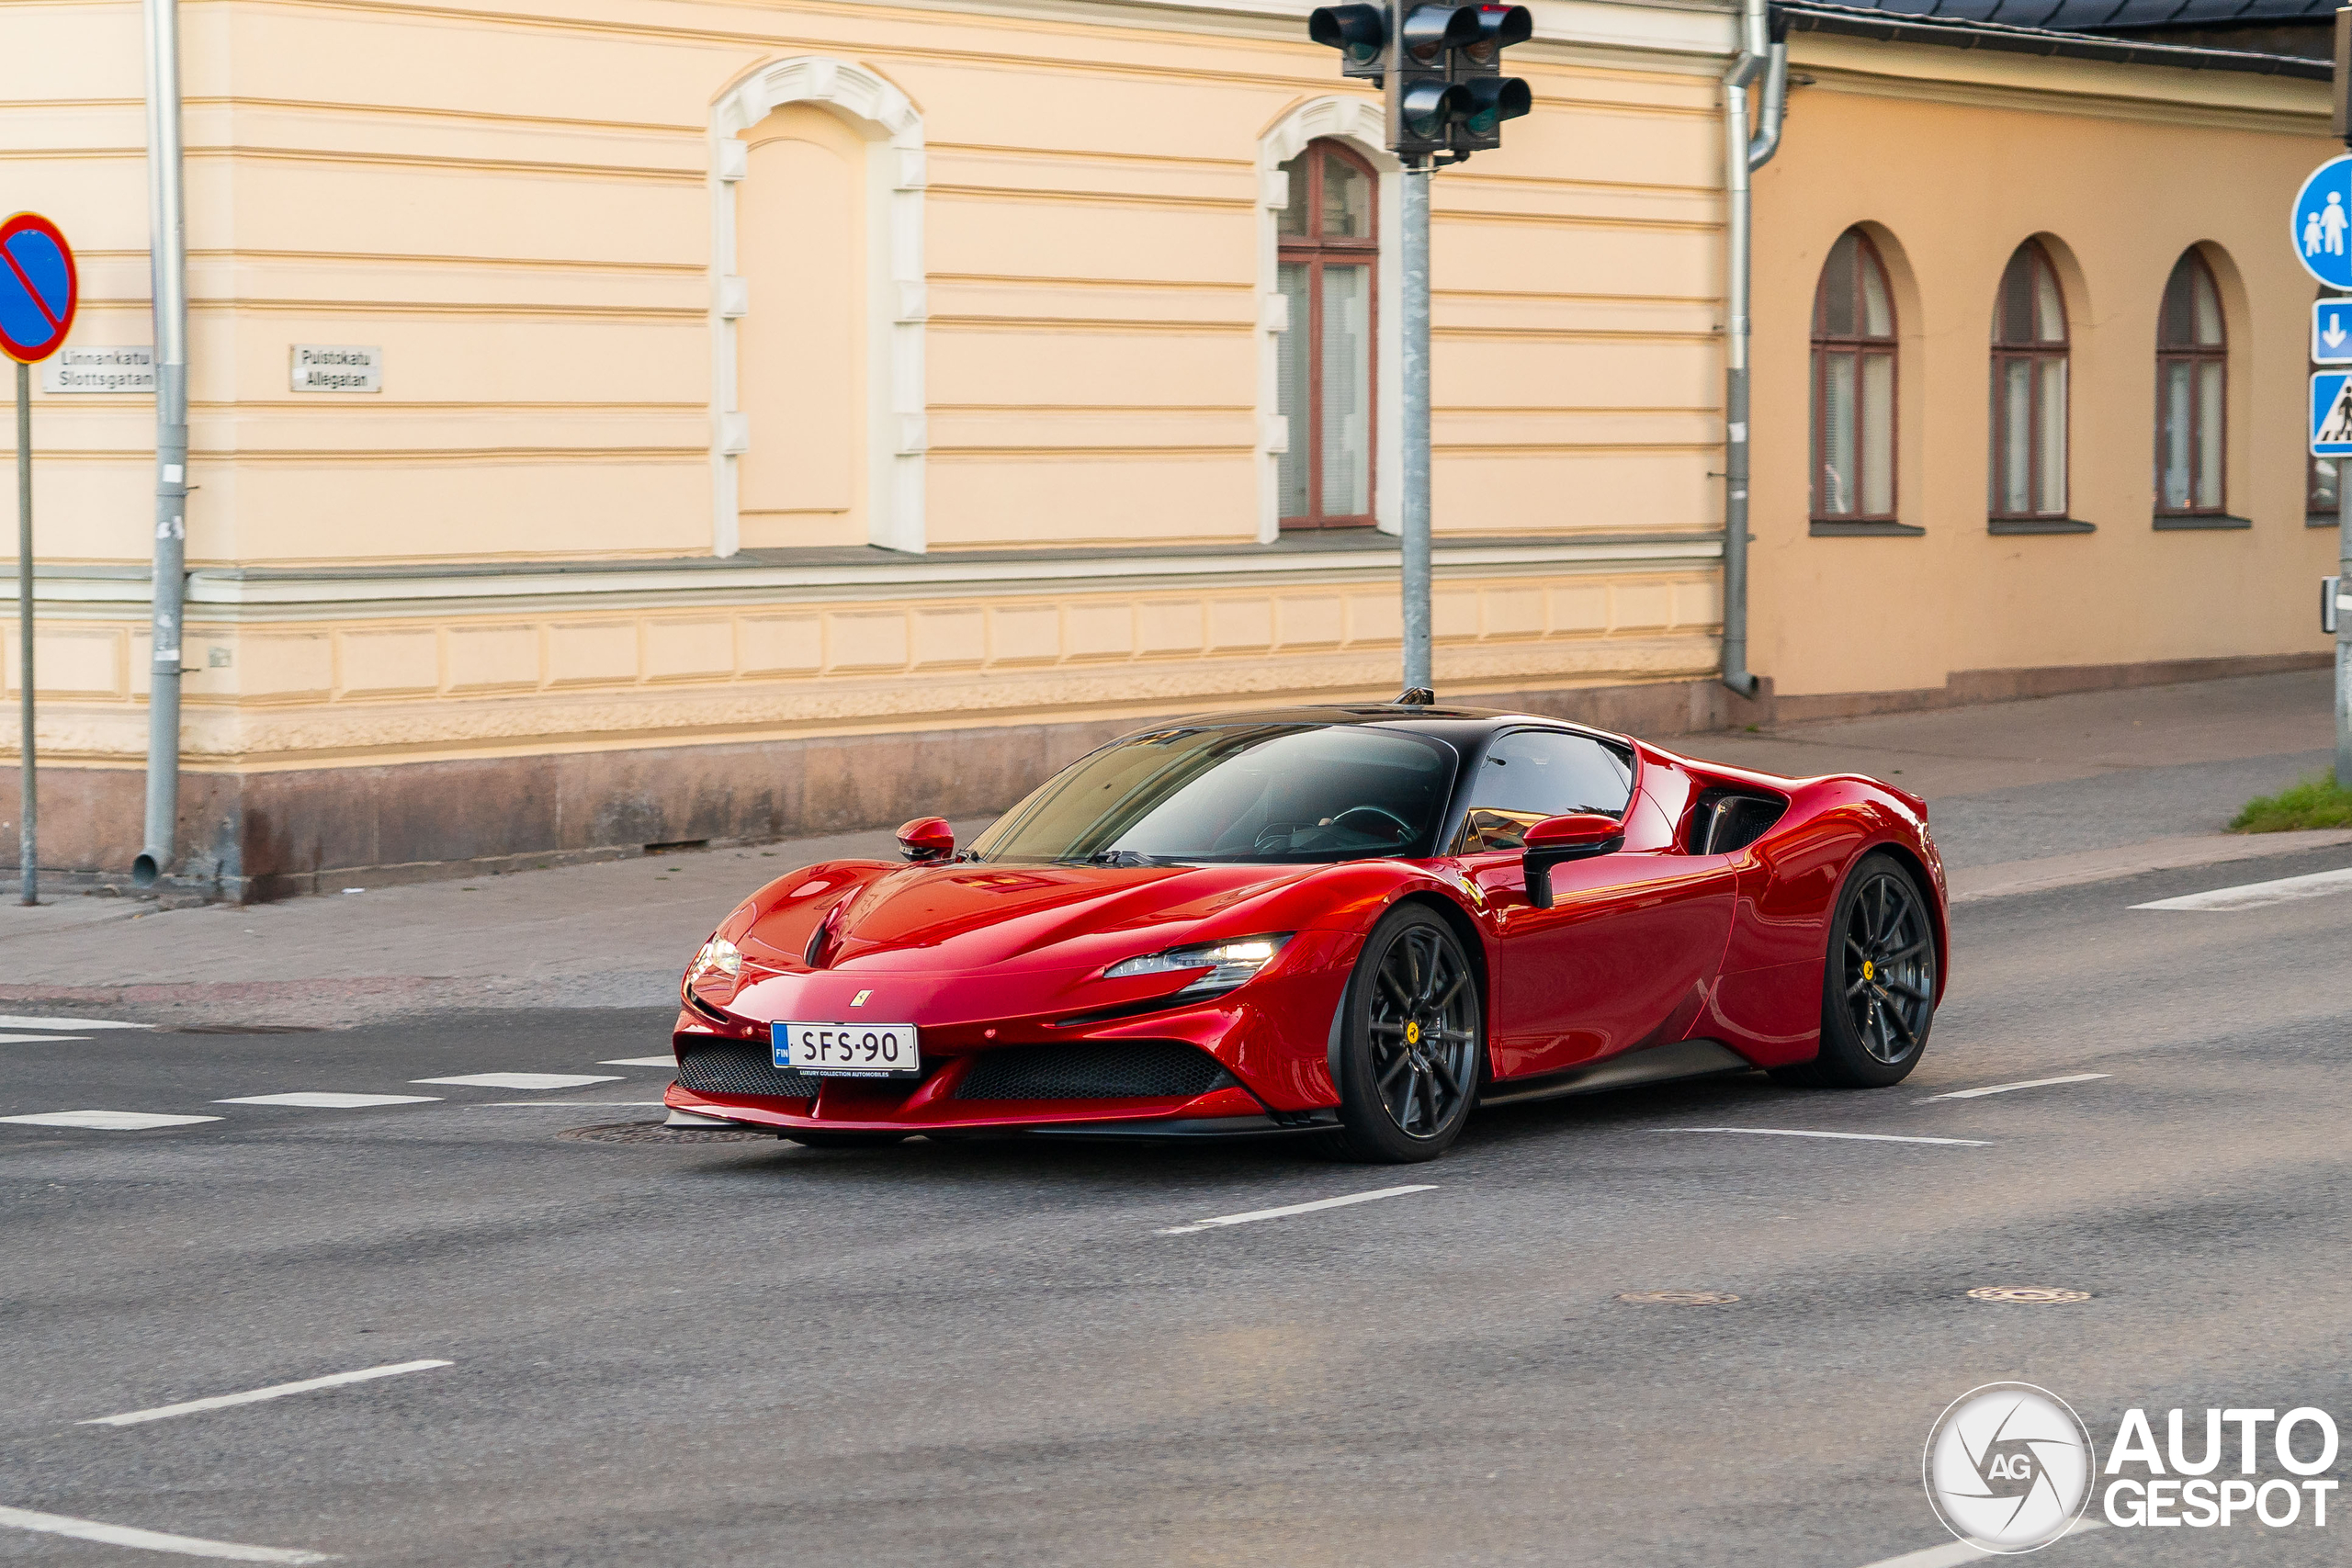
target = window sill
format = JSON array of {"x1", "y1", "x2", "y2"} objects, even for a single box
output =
[
  {"x1": 1987, "y1": 518, "x2": 2096, "y2": 535},
  {"x1": 2154, "y1": 513, "x2": 2251, "y2": 531},
  {"x1": 1809, "y1": 521, "x2": 1925, "y2": 537}
]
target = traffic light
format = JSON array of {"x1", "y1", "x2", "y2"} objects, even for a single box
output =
[
  {"x1": 1392, "y1": 5, "x2": 1480, "y2": 156},
  {"x1": 1307, "y1": 4, "x2": 1388, "y2": 83},
  {"x1": 1306, "y1": 4, "x2": 1532, "y2": 162},
  {"x1": 1447, "y1": 5, "x2": 1532, "y2": 154}
]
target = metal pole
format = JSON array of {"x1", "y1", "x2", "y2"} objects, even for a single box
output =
[
  {"x1": 1400, "y1": 158, "x2": 1432, "y2": 693},
  {"x1": 15, "y1": 361, "x2": 32, "y2": 906},
  {"x1": 1717, "y1": 0, "x2": 1771, "y2": 701},
  {"x1": 135, "y1": 0, "x2": 187, "y2": 889}
]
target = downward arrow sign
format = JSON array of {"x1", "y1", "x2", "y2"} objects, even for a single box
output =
[{"x1": 2328, "y1": 314, "x2": 2346, "y2": 349}]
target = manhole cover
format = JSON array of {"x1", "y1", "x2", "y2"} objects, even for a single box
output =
[
  {"x1": 559, "y1": 1121, "x2": 775, "y2": 1145},
  {"x1": 1618, "y1": 1290, "x2": 1741, "y2": 1305},
  {"x1": 1966, "y1": 1285, "x2": 2091, "y2": 1303}
]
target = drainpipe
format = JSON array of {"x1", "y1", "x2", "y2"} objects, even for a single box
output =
[
  {"x1": 1721, "y1": 0, "x2": 1788, "y2": 700},
  {"x1": 132, "y1": 0, "x2": 187, "y2": 889}
]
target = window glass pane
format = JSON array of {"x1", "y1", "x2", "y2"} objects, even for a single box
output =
[
  {"x1": 1822, "y1": 231, "x2": 1856, "y2": 338},
  {"x1": 2195, "y1": 360, "x2": 2222, "y2": 509},
  {"x1": 2036, "y1": 356, "x2": 2067, "y2": 513},
  {"x1": 1861, "y1": 351, "x2": 1894, "y2": 516},
  {"x1": 2033, "y1": 255, "x2": 2065, "y2": 344},
  {"x1": 2159, "y1": 257, "x2": 2192, "y2": 348},
  {"x1": 1821, "y1": 351, "x2": 1857, "y2": 514},
  {"x1": 1997, "y1": 251, "x2": 2030, "y2": 344},
  {"x1": 1997, "y1": 357, "x2": 2032, "y2": 513},
  {"x1": 1277, "y1": 154, "x2": 1309, "y2": 238},
  {"x1": 2158, "y1": 361, "x2": 2191, "y2": 511},
  {"x1": 1319, "y1": 263, "x2": 1372, "y2": 516},
  {"x1": 2191, "y1": 262, "x2": 2222, "y2": 346},
  {"x1": 1860, "y1": 246, "x2": 1892, "y2": 339},
  {"x1": 1321, "y1": 156, "x2": 1370, "y2": 239},
  {"x1": 1464, "y1": 729, "x2": 1636, "y2": 824},
  {"x1": 1277, "y1": 262, "x2": 1311, "y2": 518}
]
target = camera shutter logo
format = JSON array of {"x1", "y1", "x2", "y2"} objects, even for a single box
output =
[{"x1": 1923, "y1": 1382, "x2": 2097, "y2": 1552}]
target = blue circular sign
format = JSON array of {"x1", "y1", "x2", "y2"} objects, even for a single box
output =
[
  {"x1": 2293, "y1": 155, "x2": 2352, "y2": 289},
  {"x1": 0, "y1": 211, "x2": 77, "y2": 365}
]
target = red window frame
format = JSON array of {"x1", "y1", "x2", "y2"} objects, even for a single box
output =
[
  {"x1": 1278, "y1": 140, "x2": 1379, "y2": 531},
  {"x1": 1809, "y1": 228, "x2": 1900, "y2": 523}
]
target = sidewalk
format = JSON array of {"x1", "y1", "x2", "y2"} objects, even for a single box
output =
[{"x1": 0, "y1": 671, "x2": 2339, "y2": 1027}]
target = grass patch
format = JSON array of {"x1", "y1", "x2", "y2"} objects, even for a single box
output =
[{"x1": 2231, "y1": 773, "x2": 2352, "y2": 833}]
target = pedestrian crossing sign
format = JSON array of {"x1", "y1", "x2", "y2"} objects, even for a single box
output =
[{"x1": 2313, "y1": 373, "x2": 2352, "y2": 456}]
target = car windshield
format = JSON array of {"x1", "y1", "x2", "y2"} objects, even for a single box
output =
[{"x1": 967, "y1": 723, "x2": 1459, "y2": 865}]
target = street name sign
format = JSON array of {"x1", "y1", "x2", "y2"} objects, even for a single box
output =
[
  {"x1": 290, "y1": 344, "x2": 381, "y2": 392},
  {"x1": 0, "y1": 213, "x2": 77, "y2": 365},
  {"x1": 2317, "y1": 300, "x2": 2352, "y2": 366},
  {"x1": 41, "y1": 345, "x2": 154, "y2": 394},
  {"x1": 2312, "y1": 372, "x2": 2352, "y2": 456}
]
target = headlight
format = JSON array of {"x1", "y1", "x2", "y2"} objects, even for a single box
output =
[
  {"x1": 1104, "y1": 934, "x2": 1292, "y2": 998},
  {"x1": 685, "y1": 936, "x2": 742, "y2": 990}
]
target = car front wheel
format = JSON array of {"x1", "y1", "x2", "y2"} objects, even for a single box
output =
[{"x1": 1322, "y1": 905, "x2": 1484, "y2": 1163}]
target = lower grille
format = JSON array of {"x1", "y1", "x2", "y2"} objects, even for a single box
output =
[
  {"x1": 676, "y1": 1040, "x2": 822, "y2": 1100},
  {"x1": 954, "y1": 1040, "x2": 1235, "y2": 1101}
]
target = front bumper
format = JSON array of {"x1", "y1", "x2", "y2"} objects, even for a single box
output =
[{"x1": 664, "y1": 930, "x2": 1357, "y2": 1135}]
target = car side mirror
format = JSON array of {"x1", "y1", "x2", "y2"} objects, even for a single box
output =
[
  {"x1": 896, "y1": 817, "x2": 955, "y2": 863},
  {"x1": 1521, "y1": 812, "x2": 1623, "y2": 909}
]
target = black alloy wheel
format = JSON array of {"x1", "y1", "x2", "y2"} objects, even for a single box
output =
[
  {"x1": 1325, "y1": 905, "x2": 1484, "y2": 1162},
  {"x1": 1776, "y1": 852, "x2": 1938, "y2": 1089}
]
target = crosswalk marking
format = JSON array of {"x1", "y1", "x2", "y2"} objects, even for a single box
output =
[
  {"x1": 0, "y1": 1014, "x2": 151, "y2": 1032},
  {"x1": 215, "y1": 1093, "x2": 442, "y2": 1110},
  {"x1": 0, "y1": 1110, "x2": 222, "y2": 1131},
  {"x1": 412, "y1": 1073, "x2": 620, "y2": 1090}
]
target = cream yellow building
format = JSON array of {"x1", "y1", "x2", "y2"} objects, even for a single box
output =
[{"x1": 0, "y1": 0, "x2": 2338, "y2": 897}]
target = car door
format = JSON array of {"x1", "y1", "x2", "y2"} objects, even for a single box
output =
[{"x1": 1455, "y1": 733, "x2": 1736, "y2": 1080}]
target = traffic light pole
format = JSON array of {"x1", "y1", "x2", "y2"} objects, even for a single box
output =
[{"x1": 1401, "y1": 159, "x2": 1433, "y2": 692}]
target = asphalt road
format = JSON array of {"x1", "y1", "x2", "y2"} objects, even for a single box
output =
[{"x1": 3, "y1": 848, "x2": 2350, "y2": 1566}]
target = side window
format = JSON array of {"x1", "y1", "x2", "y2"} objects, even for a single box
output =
[{"x1": 1451, "y1": 730, "x2": 1634, "y2": 854}]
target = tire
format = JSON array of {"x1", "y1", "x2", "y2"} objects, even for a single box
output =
[
  {"x1": 1772, "y1": 852, "x2": 1938, "y2": 1089},
  {"x1": 1319, "y1": 905, "x2": 1485, "y2": 1163},
  {"x1": 780, "y1": 1130, "x2": 908, "y2": 1150}
]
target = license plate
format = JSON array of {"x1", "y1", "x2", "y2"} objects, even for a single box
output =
[{"x1": 773, "y1": 1021, "x2": 922, "y2": 1078}]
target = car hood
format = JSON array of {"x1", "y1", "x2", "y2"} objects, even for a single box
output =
[{"x1": 772, "y1": 860, "x2": 1327, "y2": 975}]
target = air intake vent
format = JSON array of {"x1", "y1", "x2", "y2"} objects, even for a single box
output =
[
  {"x1": 955, "y1": 1040, "x2": 1236, "y2": 1101},
  {"x1": 677, "y1": 1040, "x2": 822, "y2": 1100}
]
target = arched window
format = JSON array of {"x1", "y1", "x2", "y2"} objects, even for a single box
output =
[
  {"x1": 2155, "y1": 250, "x2": 2226, "y2": 517},
  {"x1": 1811, "y1": 229, "x2": 1897, "y2": 522},
  {"x1": 1990, "y1": 241, "x2": 2070, "y2": 523},
  {"x1": 1276, "y1": 139, "x2": 1377, "y2": 528}
]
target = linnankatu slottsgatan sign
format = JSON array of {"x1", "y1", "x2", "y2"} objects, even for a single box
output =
[
  {"x1": 290, "y1": 344, "x2": 381, "y2": 392},
  {"x1": 40, "y1": 345, "x2": 156, "y2": 393}
]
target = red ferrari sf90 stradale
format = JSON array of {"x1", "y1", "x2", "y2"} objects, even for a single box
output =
[{"x1": 664, "y1": 698, "x2": 1948, "y2": 1162}]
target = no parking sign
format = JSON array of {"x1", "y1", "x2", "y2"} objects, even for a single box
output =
[
  {"x1": 5, "y1": 211, "x2": 77, "y2": 908},
  {"x1": 0, "y1": 213, "x2": 77, "y2": 366}
]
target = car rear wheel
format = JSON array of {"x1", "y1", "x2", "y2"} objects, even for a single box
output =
[
  {"x1": 1321, "y1": 905, "x2": 1484, "y2": 1163},
  {"x1": 780, "y1": 1130, "x2": 909, "y2": 1150},
  {"x1": 1773, "y1": 852, "x2": 1937, "y2": 1089}
]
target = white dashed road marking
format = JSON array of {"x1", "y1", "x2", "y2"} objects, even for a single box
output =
[
  {"x1": 2132, "y1": 865, "x2": 2352, "y2": 911},
  {"x1": 0, "y1": 1015, "x2": 152, "y2": 1032},
  {"x1": 482, "y1": 1100, "x2": 666, "y2": 1107},
  {"x1": 599, "y1": 1056, "x2": 679, "y2": 1067},
  {"x1": 0, "y1": 1504, "x2": 333, "y2": 1562},
  {"x1": 0, "y1": 1110, "x2": 222, "y2": 1131},
  {"x1": 1659, "y1": 1127, "x2": 1991, "y2": 1147},
  {"x1": 215, "y1": 1093, "x2": 443, "y2": 1110},
  {"x1": 1852, "y1": 1517, "x2": 2106, "y2": 1566},
  {"x1": 412, "y1": 1073, "x2": 620, "y2": 1090},
  {"x1": 0, "y1": 1033, "x2": 88, "y2": 1044},
  {"x1": 82, "y1": 1359, "x2": 452, "y2": 1427},
  {"x1": 1157, "y1": 1185, "x2": 1438, "y2": 1235},
  {"x1": 1923, "y1": 1073, "x2": 2109, "y2": 1101}
]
